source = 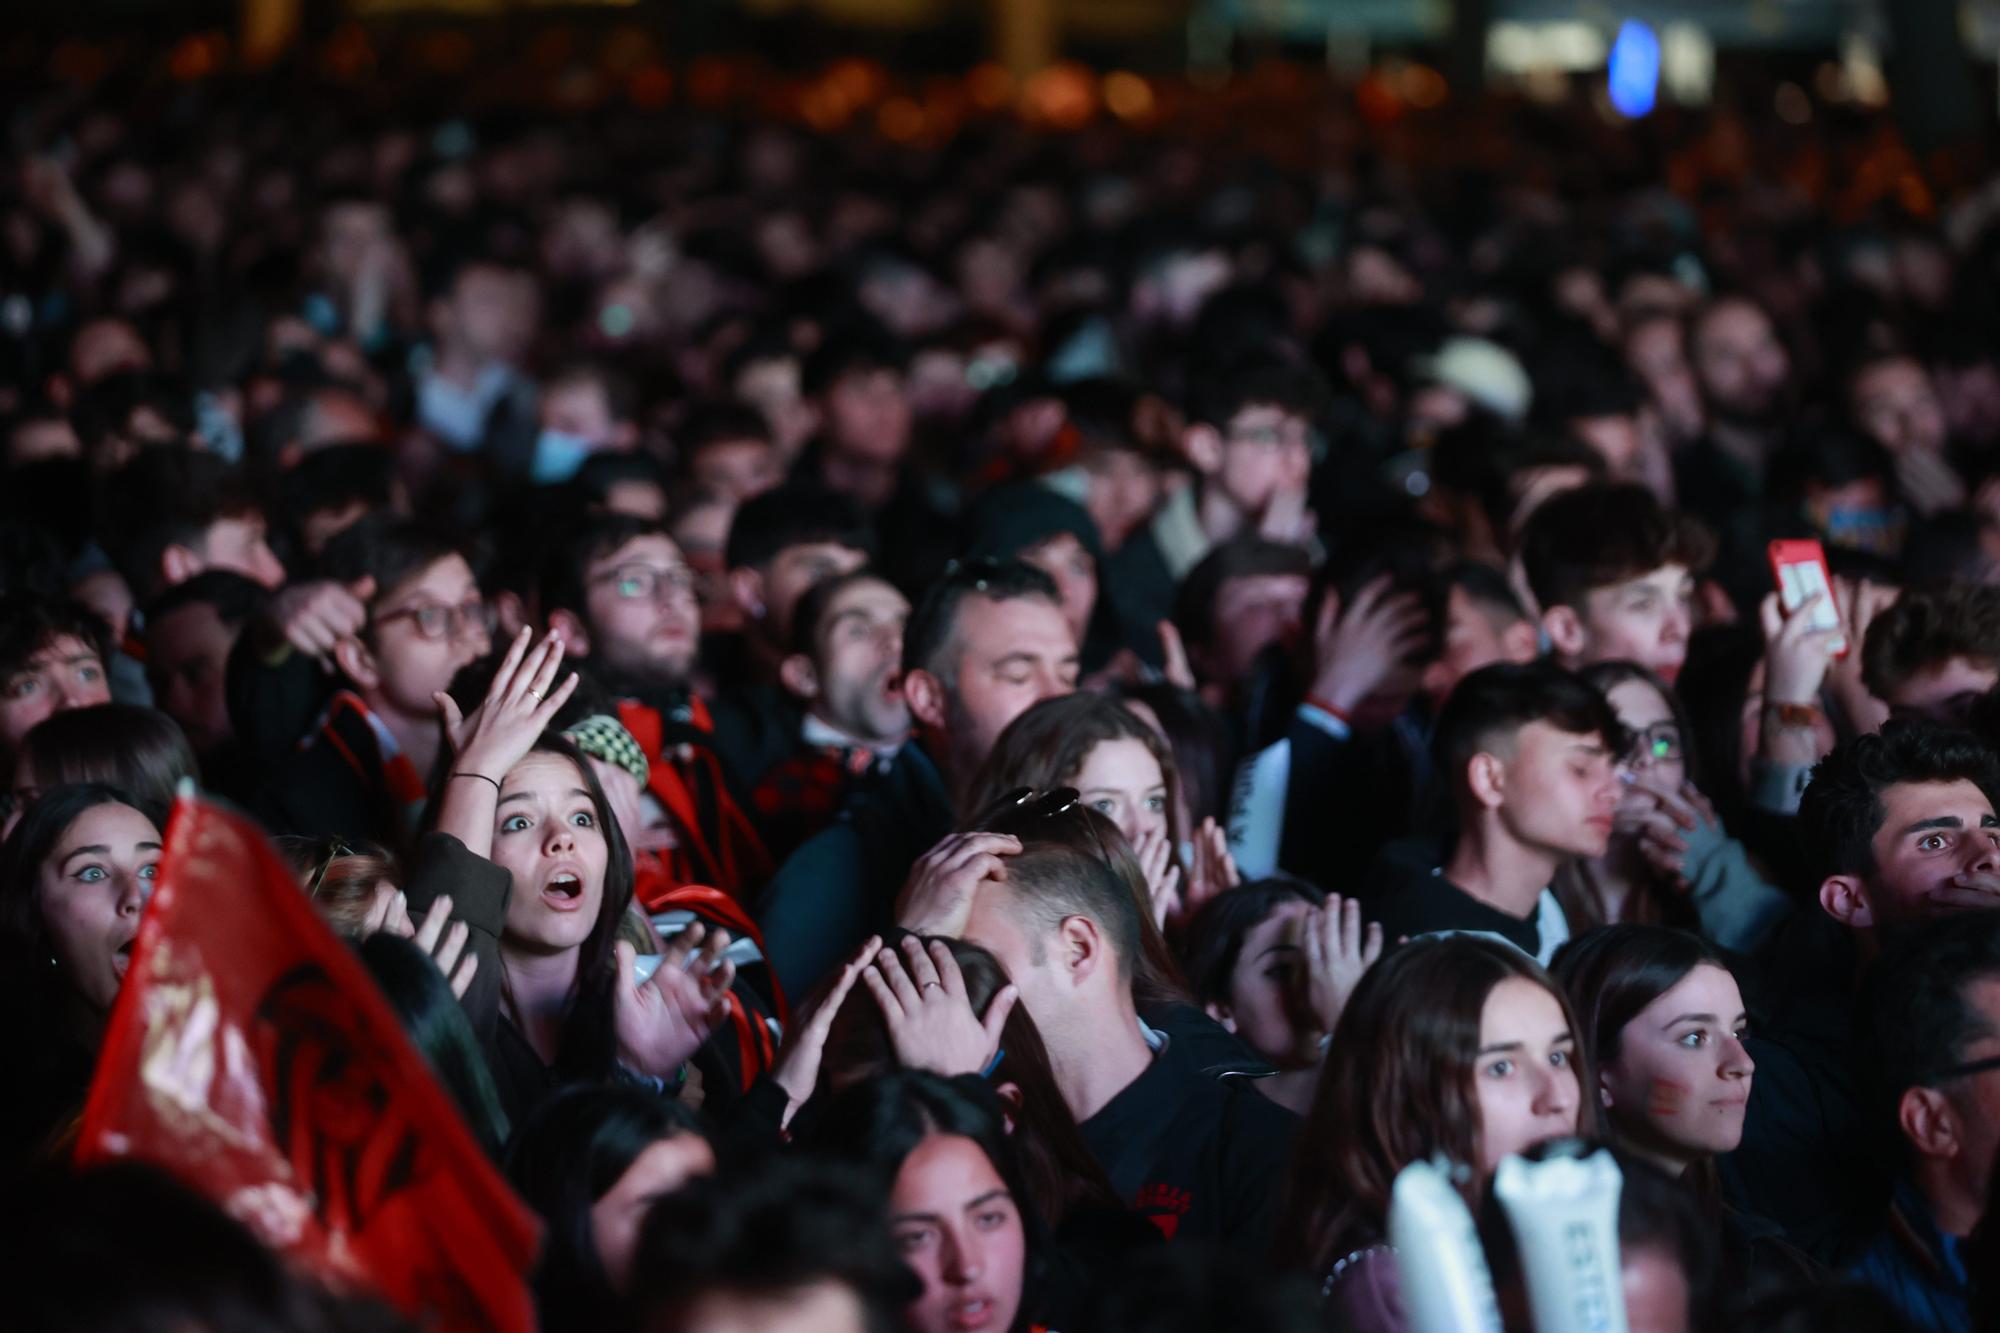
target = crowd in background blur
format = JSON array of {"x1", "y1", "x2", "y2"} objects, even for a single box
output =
[{"x1": 8, "y1": 32, "x2": 2000, "y2": 1333}]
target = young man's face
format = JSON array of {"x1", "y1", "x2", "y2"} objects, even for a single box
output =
[
  {"x1": 540, "y1": 378, "x2": 624, "y2": 449},
  {"x1": 358, "y1": 554, "x2": 490, "y2": 719},
  {"x1": 146, "y1": 601, "x2": 240, "y2": 756},
  {"x1": 1561, "y1": 564, "x2": 1695, "y2": 682},
  {"x1": 1423, "y1": 586, "x2": 1539, "y2": 705},
  {"x1": 690, "y1": 438, "x2": 783, "y2": 504},
  {"x1": 1691, "y1": 299, "x2": 1789, "y2": 425},
  {"x1": 1852, "y1": 357, "x2": 1947, "y2": 457},
  {"x1": 582, "y1": 534, "x2": 700, "y2": 688},
  {"x1": 1885, "y1": 656, "x2": 2000, "y2": 727},
  {"x1": 1852, "y1": 779, "x2": 2000, "y2": 929},
  {"x1": 1213, "y1": 404, "x2": 1311, "y2": 519},
  {"x1": 806, "y1": 577, "x2": 909, "y2": 743},
  {"x1": 820, "y1": 367, "x2": 911, "y2": 508},
  {"x1": 1205, "y1": 573, "x2": 1309, "y2": 690},
  {"x1": 198, "y1": 513, "x2": 286, "y2": 590},
  {"x1": 757, "y1": 542, "x2": 869, "y2": 650},
  {"x1": 941, "y1": 594, "x2": 1078, "y2": 770},
  {"x1": 1, "y1": 634, "x2": 112, "y2": 755},
  {"x1": 1493, "y1": 721, "x2": 1621, "y2": 860}
]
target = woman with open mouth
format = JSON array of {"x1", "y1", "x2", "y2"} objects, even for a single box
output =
[
  {"x1": 0, "y1": 781, "x2": 164, "y2": 1161},
  {"x1": 411, "y1": 626, "x2": 738, "y2": 1127}
]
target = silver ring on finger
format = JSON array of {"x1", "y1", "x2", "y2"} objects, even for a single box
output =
[
  {"x1": 527, "y1": 688, "x2": 543, "y2": 702},
  {"x1": 920, "y1": 980, "x2": 943, "y2": 993}
]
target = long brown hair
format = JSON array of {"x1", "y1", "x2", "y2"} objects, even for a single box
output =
[
  {"x1": 1272, "y1": 936, "x2": 1596, "y2": 1274},
  {"x1": 966, "y1": 693, "x2": 1187, "y2": 854},
  {"x1": 818, "y1": 936, "x2": 1124, "y2": 1230}
]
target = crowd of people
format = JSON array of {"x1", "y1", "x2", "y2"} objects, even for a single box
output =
[{"x1": 8, "y1": 41, "x2": 2000, "y2": 1333}]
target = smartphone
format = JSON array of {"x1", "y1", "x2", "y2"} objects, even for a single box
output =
[{"x1": 1767, "y1": 539, "x2": 1847, "y2": 657}]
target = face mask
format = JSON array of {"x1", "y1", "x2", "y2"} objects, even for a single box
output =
[{"x1": 531, "y1": 429, "x2": 595, "y2": 484}]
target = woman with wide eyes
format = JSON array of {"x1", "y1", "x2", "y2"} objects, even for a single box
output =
[
  {"x1": 413, "y1": 628, "x2": 738, "y2": 1126},
  {"x1": 1273, "y1": 936, "x2": 1590, "y2": 1333},
  {"x1": 812, "y1": 1070, "x2": 1045, "y2": 1333},
  {"x1": 0, "y1": 782, "x2": 164, "y2": 1159}
]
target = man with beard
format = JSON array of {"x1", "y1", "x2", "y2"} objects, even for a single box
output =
[
  {"x1": 543, "y1": 514, "x2": 770, "y2": 897},
  {"x1": 749, "y1": 569, "x2": 910, "y2": 862}
]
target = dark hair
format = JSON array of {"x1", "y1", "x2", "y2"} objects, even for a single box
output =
[
  {"x1": 1855, "y1": 910, "x2": 2000, "y2": 1144},
  {"x1": 96, "y1": 446, "x2": 264, "y2": 599},
  {"x1": 545, "y1": 361, "x2": 639, "y2": 426},
  {"x1": 787, "y1": 566, "x2": 900, "y2": 660},
  {"x1": 1433, "y1": 661, "x2": 1624, "y2": 794},
  {"x1": 1183, "y1": 358, "x2": 1329, "y2": 430},
  {"x1": 1797, "y1": 720, "x2": 2000, "y2": 889},
  {"x1": 809, "y1": 1070, "x2": 1047, "y2": 1333},
  {"x1": 18, "y1": 704, "x2": 196, "y2": 814},
  {"x1": 537, "y1": 511, "x2": 672, "y2": 618},
  {"x1": 0, "y1": 783, "x2": 165, "y2": 987},
  {"x1": 0, "y1": 594, "x2": 112, "y2": 686},
  {"x1": 318, "y1": 513, "x2": 463, "y2": 612},
  {"x1": 984, "y1": 841, "x2": 1142, "y2": 985},
  {"x1": 1442, "y1": 559, "x2": 1531, "y2": 627},
  {"x1": 504, "y1": 1083, "x2": 708, "y2": 1331},
  {"x1": 901, "y1": 558, "x2": 1060, "y2": 684},
  {"x1": 1273, "y1": 935, "x2": 1592, "y2": 1272},
  {"x1": 1551, "y1": 924, "x2": 1731, "y2": 1070},
  {"x1": 723, "y1": 482, "x2": 873, "y2": 573},
  {"x1": 1179, "y1": 877, "x2": 1325, "y2": 1009},
  {"x1": 1519, "y1": 482, "x2": 1714, "y2": 614},
  {"x1": 803, "y1": 318, "x2": 908, "y2": 397},
  {"x1": 818, "y1": 936, "x2": 1122, "y2": 1230},
  {"x1": 354, "y1": 932, "x2": 511, "y2": 1158},
  {"x1": 1861, "y1": 583, "x2": 2000, "y2": 703},
  {"x1": 0, "y1": 1163, "x2": 404, "y2": 1333},
  {"x1": 628, "y1": 1154, "x2": 920, "y2": 1333},
  {"x1": 679, "y1": 400, "x2": 774, "y2": 454},
  {"x1": 273, "y1": 443, "x2": 393, "y2": 530},
  {"x1": 144, "y1": 568, "x2": 267, "y2": 632},
  {"x1": 1172, "y1": 538, "x2": 1312, "y2": 659}
]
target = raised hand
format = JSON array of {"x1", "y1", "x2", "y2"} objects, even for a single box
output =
[
  {"x1": 436, "y1": 626, "x2": 580, "y2": 776},
  {"x1": 265, "y1": 576, "x2": 375, "y2": 660},
  {"x1": 862, "y1": 937, "x2": 1016, "y2": 1079},
  {"x1": 410, "y1": 894, "x2": 478, "y2": 1000},
  {"x1": 1157, "y1": 619, "x2": 1198, "y2": 692},
  {"x1": 1301, "y1": 895, "x2": 1384, "y2": 1035},
  {"x1": 1758, "y1": 591, "x2": 1844, "y2": 708},
  {"x1": 1132, "y1": 826, "x2": 1183, "y2": 930},
  {"x1": 1183, "y1": 817, "x2": 1240, "y2": 920},
  {"x1": 614, "y1": 924, "x2": 736, "y2": 1081},
  {"x1": 770, "y1": 934, "x2": 879, "y2": 1127},
  {"x1": 895, "y1": 831, "x2": 1021, "y2": 937},
  {"x1": 1309, "y1": 575, "x2": 1430, "y2": 718}
]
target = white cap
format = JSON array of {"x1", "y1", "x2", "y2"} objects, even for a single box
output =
[{"x1": 1415, "y1": 336, "x2": 1533, "y2": 423}]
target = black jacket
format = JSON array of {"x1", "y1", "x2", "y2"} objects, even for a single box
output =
[
  {"x1": 1079, "y1": 1025, "x2": 1298, "y2": 1253},
  {"x1": 755, "y1": 742, "x2": 955, "y2": 1001}
]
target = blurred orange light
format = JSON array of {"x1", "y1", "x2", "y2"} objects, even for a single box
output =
[
  {"x1": 967, "y1": 62, "x2": 1014, "y2": 112},
  {"x1": 417, "y1": 30, "x2": 474, "y2": 75},
  {"x1": 1023, "y1": 62, "x2": 1095, "y2": 130},
  {"x1": 627, "y1": 64, "x2": 673, "y2": 109},
  {"x1": 1102, "y1": 70, "x2": 1154, "y2": 122},
  {"x1": 169, "y1": 31, "x2": 228, "y2": 81},
  {"x1": 687, "y1": 56, "x2": 735, "y2": 108},
  {"x1": 878, "y1": 96, "x2": 926, "y2": 142},
  {"x1": 1400, "y1": 63, "x2": 1448, "y2": 109},
  {"x1": 828, "y1": 58, "x2": 887, "y2": 107}
]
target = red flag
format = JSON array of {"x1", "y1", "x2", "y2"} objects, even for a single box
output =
[{"x1": 77, "y1": 792, "x2": 541, "y2": 1333}]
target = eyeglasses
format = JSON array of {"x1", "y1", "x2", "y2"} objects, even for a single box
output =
[
  {"x1": 591, "y1": 562, "x2": 697, "y2": 603},
  {"x1": 305, "y1": 840, "x2": 355, "y2": 901},
  {"x1": 1623, "y1": 721, "x2": 1683, "y2": 769},
  {"x1": 373, "y1": 598, "x2": 495, "y2": 642},
  {"x1": 1920, "y1": 1053, "x2": 2000, "y2": 1086},
  {"x1": 973, "y1": 785, "x2": 1117, "y2": 867}
]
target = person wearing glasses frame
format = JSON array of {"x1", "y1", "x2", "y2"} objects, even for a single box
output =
[
  {"x1": 261, "y1": 516, "x2": 492, "y2": 854},
  {"x1": 1850, "y1": 910, "x2": 2000, "y2": 1332}
]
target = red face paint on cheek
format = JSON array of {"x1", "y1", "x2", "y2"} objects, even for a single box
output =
[{"x1": 1646, "y1": 1078, "x2": 1688, "y2": 1118}]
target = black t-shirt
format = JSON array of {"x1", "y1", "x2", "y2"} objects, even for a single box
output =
[
  {"x1": 1360, "y1": 842, "x2": 1569, "y2": 965},
  {"x1": 1078, "y1": 1028, "x2": 1298, "y2": 1252}
]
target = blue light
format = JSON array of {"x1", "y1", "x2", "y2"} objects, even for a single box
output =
[{"x1": 1608, "y1": 20, "x2": 1660, "y2": 118}]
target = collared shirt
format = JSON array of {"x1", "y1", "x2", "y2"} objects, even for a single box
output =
[
  {"x1": 1848, "y1": 1180, "x2": 1971, "y2": 1333},
  {"x1": 800, "y1": 713, "x2": 904, "y2": 768}
]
